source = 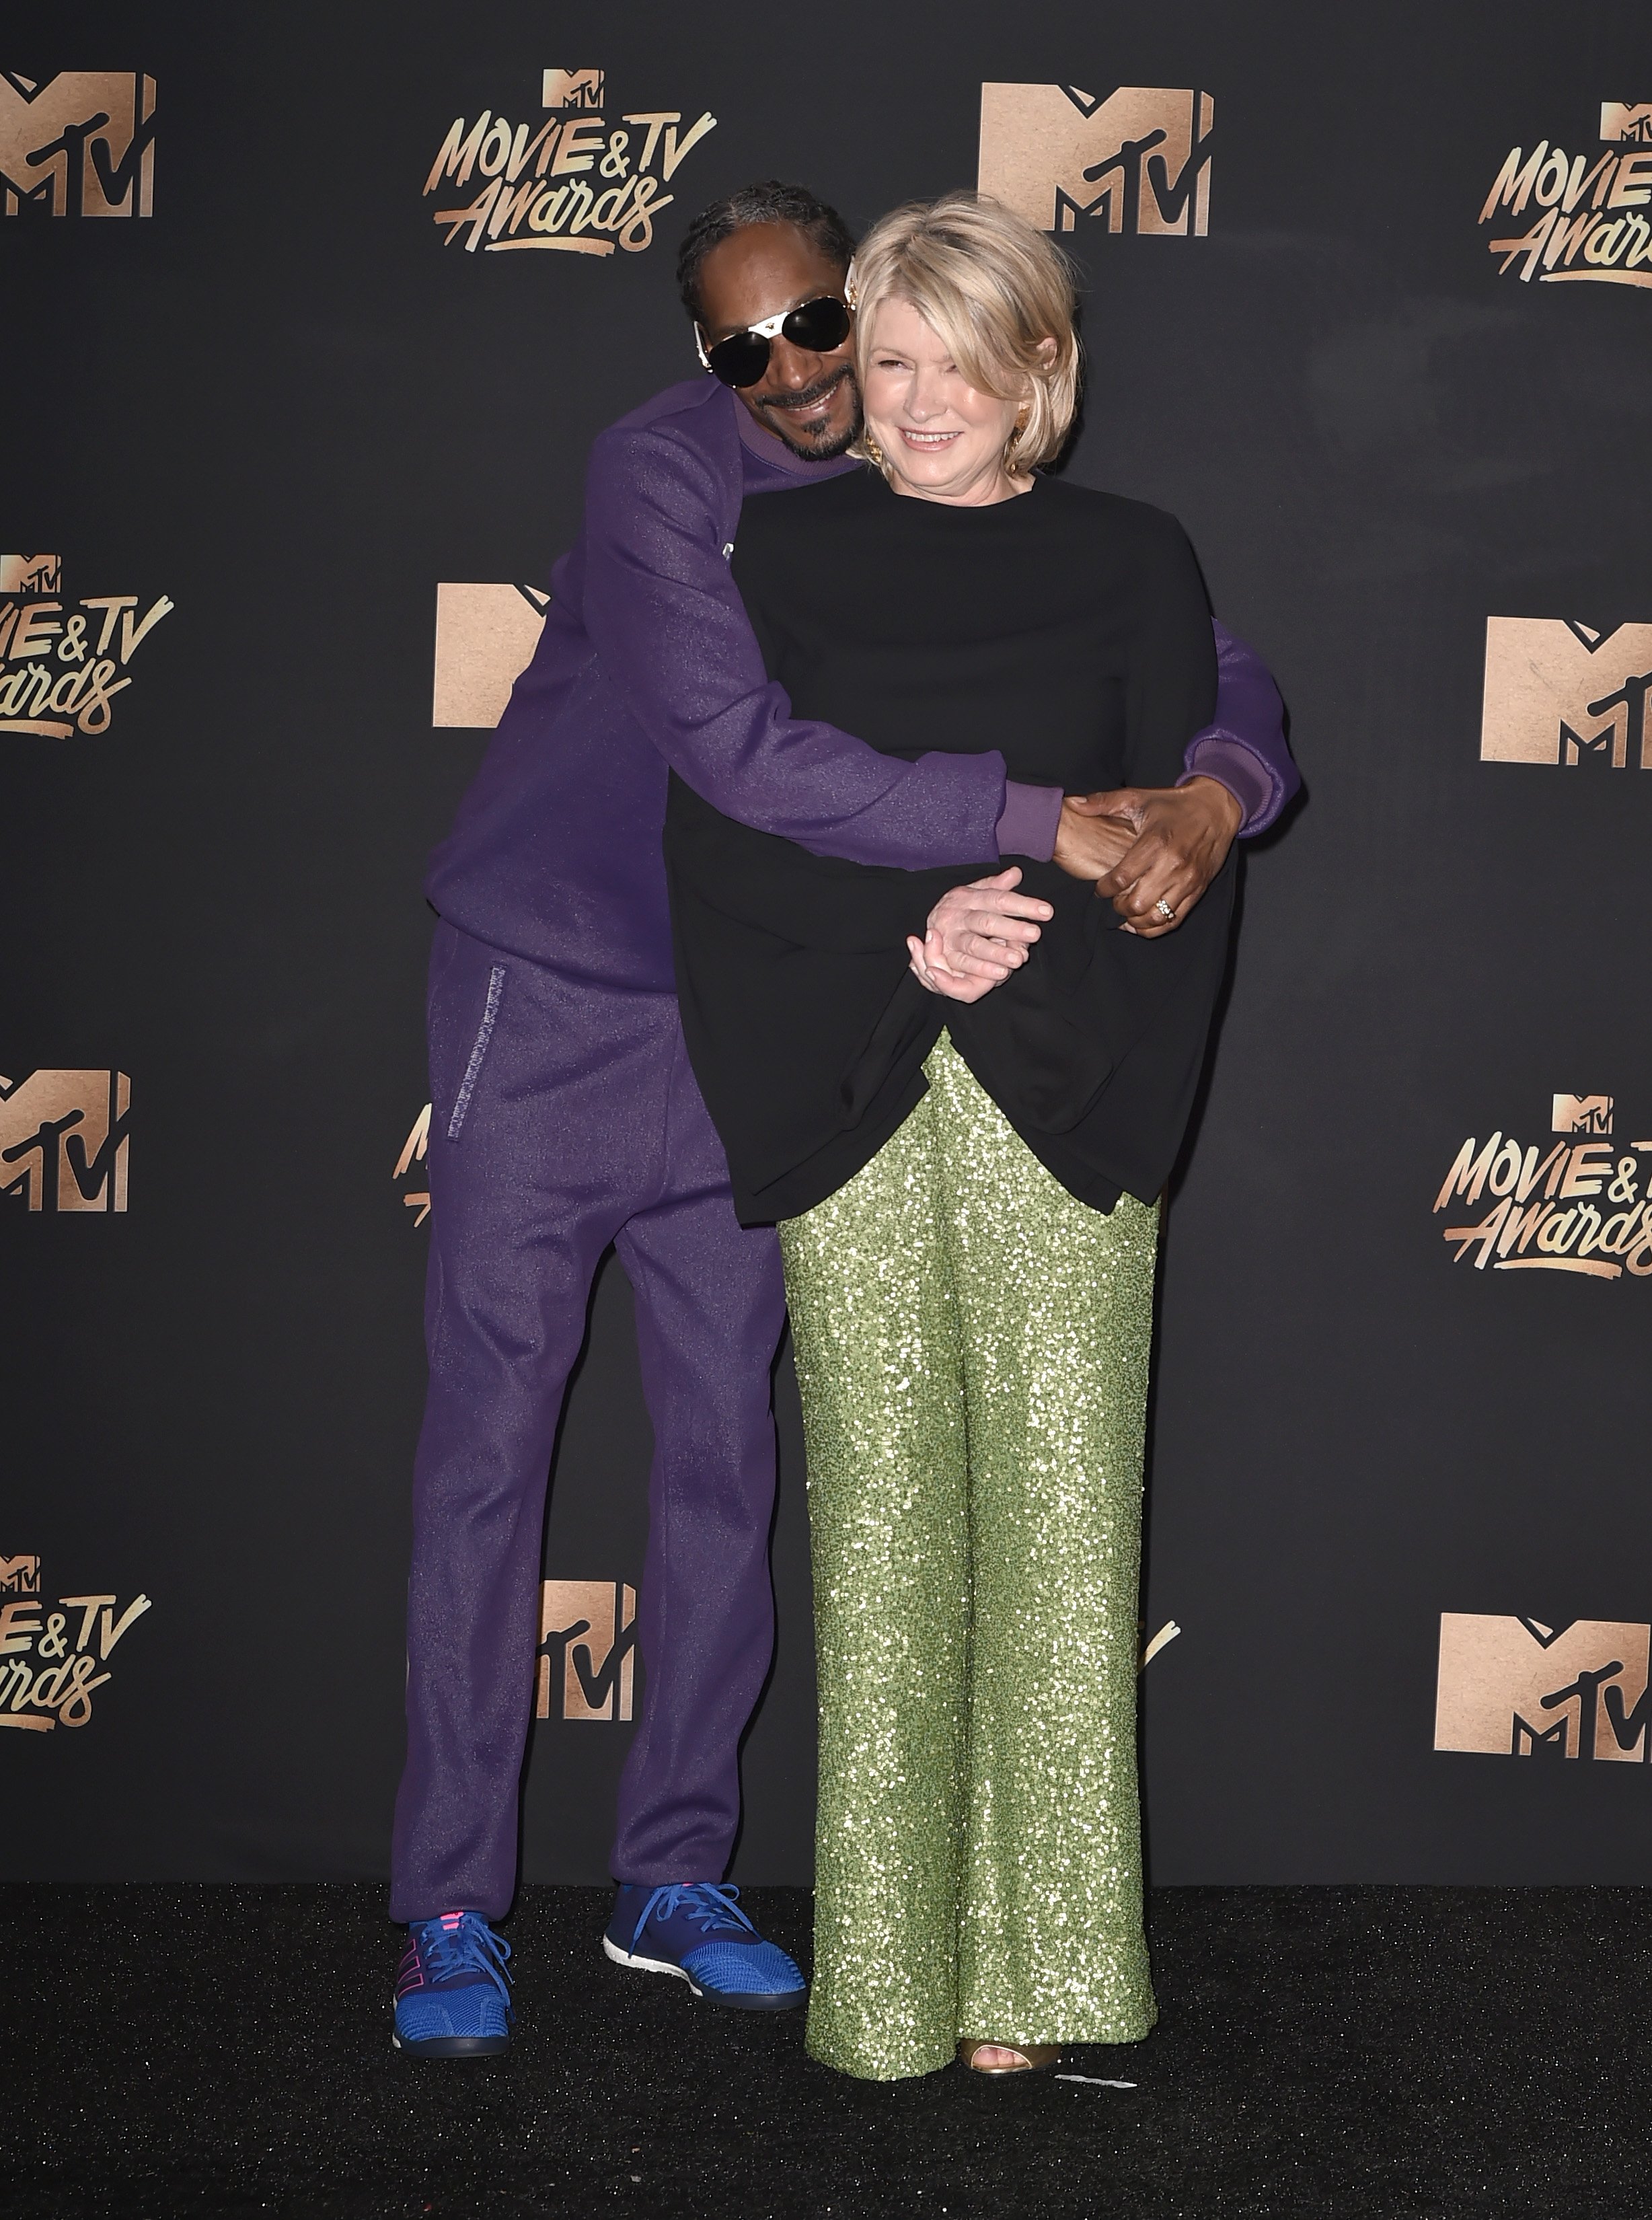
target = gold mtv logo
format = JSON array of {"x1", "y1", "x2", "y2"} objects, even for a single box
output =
[
  {"x1": 0, "y1": 554, "x2": 59, "y2": 593},
  {"x1": 1437, "y1": 1615, "x2": 1652, "y2": 1761},
  {"x1": 0, "y1": 71, "x2": 155, "y2": 217},
  {"x1": 0, "y1": 1557, "x2": 40, "y2": 1595},
  {"x1": 1602, "y1": 104, "x2": 1652, "y2": 145},
  {"x1": 432, "y1": 583, "x2": 550, "y2": 727},
  {"x1": 542, "y1": 69, "x2": 603, "y2": 112},
  {"x1": 537, "y1": 1579, "x2": 637, "y2": 1722},
  {"x1": 1481, "y1": 618, "x2": 1652, "y2": 768},
  {"x1": 0, "y1": 1072, "x2": 129, "y2": 1213},
  {"x1": 978, "y1": 83, "x2": 1213, "y2": 237},
  {"x1": 1554, "y1": 1094, "x2": 1612, "y2": 1135}
]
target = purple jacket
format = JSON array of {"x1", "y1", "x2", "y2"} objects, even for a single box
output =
[{"x1": 426, "y1": 378, "x2": 1297, "y2": 990}]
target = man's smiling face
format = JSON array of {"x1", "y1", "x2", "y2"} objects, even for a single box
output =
[{"x1": 695, "y1": 221, "x2": 861, "y2": 461}]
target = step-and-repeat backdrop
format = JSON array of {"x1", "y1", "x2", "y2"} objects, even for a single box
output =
[{"x1": 7, "y1": 3, "x2": 1652, "y2": 1888}]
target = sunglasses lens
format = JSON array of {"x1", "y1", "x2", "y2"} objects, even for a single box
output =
[
  {"x1": 706, "y1": 331, "x2": 773, "y2": 387},
  {"x1": 784, "y1": 297, "x2": 851, "y2": 353},
  {"x1": 704, "y1": 299, "x2": 849, "y2": 385}
]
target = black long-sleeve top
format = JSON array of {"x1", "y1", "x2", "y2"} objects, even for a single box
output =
[{"x1": 664, "y1": 465, "x2": 1237, "y2": 1226}]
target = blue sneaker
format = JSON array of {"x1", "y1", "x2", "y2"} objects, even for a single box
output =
[
  {"x1": 603, "y1": 1883, "x2": 806, "y2": 2012},
  {"x1": 392, "y1": 1910, "x2": 513, "y2": 2057}
]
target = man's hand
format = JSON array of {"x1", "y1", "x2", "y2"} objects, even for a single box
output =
[
  {"x1": 1066, "y1": 776, "x2": 1243, "y2": 938},
  {"x1": 1052, "y1": 800, "x2": 1138, "y2": 885},
  {"x1": 907, "y1": 867, "x2": 1053, "y2": 1004}
]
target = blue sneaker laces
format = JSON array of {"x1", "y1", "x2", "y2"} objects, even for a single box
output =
[
  {"x1": 414, "y1": 1910, "x2": 514, "y2": 2003},
  {"x1": 630, "y1": 1882, "x2": 759, "y2": 1952}
]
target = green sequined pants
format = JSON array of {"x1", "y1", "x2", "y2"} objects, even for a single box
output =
[{"x1": 778, "y1": 1031, "x2": 1160, "y2": 2081}]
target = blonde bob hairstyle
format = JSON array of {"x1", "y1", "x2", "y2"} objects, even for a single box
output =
[{"x1": 847, "y1": 192, "x2": 1081, "y2": 478}]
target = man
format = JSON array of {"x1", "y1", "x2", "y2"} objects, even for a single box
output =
[{"x1": 389, "y1": 181, "x2": 1298, "y2": 2056}]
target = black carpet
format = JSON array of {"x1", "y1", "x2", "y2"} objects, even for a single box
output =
[{"x1": 4, "y1": 1884, "x2": 1651, "y2": 2219}]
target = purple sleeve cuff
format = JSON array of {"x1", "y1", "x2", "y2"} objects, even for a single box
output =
[
  {"x1": 1191, "y1": 618, "x2": 1299, "y2": 835},
  {"x1": 996, "y1": 780, "x2": 1063, "y2": 862},
  {"x1": 1178, "y1": 739, "x2": 1275, "y2": 836}
]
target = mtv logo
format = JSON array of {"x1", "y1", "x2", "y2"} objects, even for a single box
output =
[
  {"x1": 1435, "y1": 1615, "x2": 1651, "y2": 1763},
  {"x1": 0, "y1": 1556, "x2": 40, "y2": 1595},
  {"x1": 433, "y1": 583, "x2": 550, "y2": 729},
  {"x1": 1481, "y1": 618, "x2": 1652, "y2": 769},
  {"x1": 1553, "y1": 1095, "x2": 1612, "y2": 1136},
  {"x1": 979, "y1": 83, "x2": 1213, "y2": 238},
  {"x1": 1601, "y1": 103, "x2": 1652, "y2": 145},
  {"x1": 537, "y1": 1579, "x2": 637, "y2": 1722},
  {"x1": 543, "y1": 69, "x2": 603, "y2": 113},
  {"x1": 0, "y1": 1071, "x2": 130, "y2": 1213},
  {"x1": 0, "y1": 554, "x2": 60, "y2": 593},
  {"x1": 0, "y1": 71, "x2": 155, "y2": 217}
]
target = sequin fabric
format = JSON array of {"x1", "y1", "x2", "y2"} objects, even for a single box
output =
[{"x1": 779, "y1": 1031, "x2": 1159, "y2": 2082}]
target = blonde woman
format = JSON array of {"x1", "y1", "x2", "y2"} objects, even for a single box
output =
[{"x1": 665, "y1": 194, "x2": 1239, "y2": 2079}]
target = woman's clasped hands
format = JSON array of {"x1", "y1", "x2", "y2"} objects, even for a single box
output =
[{"x1": 906, "y1": 867, "x2": 1053, "y2": 1003}]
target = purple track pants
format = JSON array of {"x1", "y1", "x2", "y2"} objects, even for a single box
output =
[{"x1": 389, "y1": 922, "x2": 786, "y2": 1923}]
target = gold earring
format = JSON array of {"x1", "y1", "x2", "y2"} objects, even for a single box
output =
[{"x1": 862, "y1": 429, "x2": 887, "y2": 470}]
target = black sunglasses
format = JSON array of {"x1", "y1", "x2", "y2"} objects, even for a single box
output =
[{"x1": 693, "y1": 295, "x2": 852, "y2": 388}]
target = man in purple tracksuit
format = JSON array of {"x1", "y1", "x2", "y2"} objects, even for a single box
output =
[{"x1": 388, "y1": 183, "x2": 1298, "y2": 2055}]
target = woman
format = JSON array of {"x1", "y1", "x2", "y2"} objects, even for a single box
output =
[{"x1": 665, "y1": 194, "x2": 1238, "y2": 2080}]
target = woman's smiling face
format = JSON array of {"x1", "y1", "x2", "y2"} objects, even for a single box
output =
[{"x1": 858, "y1": 295, "x2": 1025, "y2": 507}]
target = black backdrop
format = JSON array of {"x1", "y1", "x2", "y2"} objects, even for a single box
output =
[{"x1": 7, "y1": 1, "x2": 1652, "y2": 1890}]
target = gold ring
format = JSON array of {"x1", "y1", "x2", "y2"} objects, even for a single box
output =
[{"x1": 1154, "y1": 897, "x2": 1176, "y2": 922}]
